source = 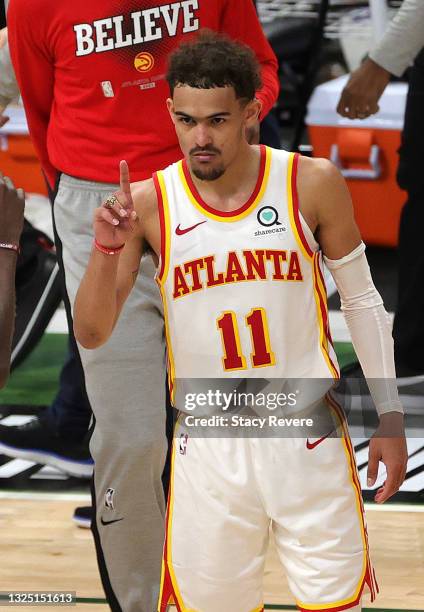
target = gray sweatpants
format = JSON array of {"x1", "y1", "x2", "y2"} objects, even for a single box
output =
[{"x1": 53, "y1": 174, "x2": 167, "y2": 612}]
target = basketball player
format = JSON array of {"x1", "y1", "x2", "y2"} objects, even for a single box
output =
[
  {"x1": 74, "y1": 32, "x2": 408, "y2": 612},
  {"x1": 0, "y1": 174, "x2": 24, "y2": 387}
]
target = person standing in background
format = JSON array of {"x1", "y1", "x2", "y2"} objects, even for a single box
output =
[
  {"x1": 337, "y1": 0, "x2": 424, "y2": 381},
  {"x1": 6, "y1": 2, "x2": 279, "y2": 609}
]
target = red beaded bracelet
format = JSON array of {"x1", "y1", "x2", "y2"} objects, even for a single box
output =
[
  {"x1": 94, "y1": 239, "x2": 125, "y2": 256},
  {"x1": 0, "y1": 242, "x2": 20, "y2": 254}
]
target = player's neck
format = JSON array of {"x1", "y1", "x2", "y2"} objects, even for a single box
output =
[{"x1": 189, "y1": 143, "x2": 261, "y2": 212}]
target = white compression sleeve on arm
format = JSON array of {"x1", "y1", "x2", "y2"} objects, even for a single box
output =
[{"x1": 324, "y1": 243, "x2": 403, "y2": 416}]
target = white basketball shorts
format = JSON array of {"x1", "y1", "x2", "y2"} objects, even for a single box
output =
[{"x1": 158, "y1": 394, "x2": 378, "y2": 612}]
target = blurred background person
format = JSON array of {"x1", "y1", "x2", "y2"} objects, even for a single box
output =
[{"x1": 337, "y1": 0, "x2": 424, "y2": 382}]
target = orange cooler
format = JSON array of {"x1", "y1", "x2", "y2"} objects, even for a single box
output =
[
  {"x1": 306, "y1": 75, "x2": 407, "y2": 246},
  {"x1": 0, "y1": 104, "x2": 47, "y2": 195}
]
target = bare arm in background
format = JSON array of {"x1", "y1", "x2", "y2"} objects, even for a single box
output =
[
  {"x1": 337, "y1": 0, "x2": 424, "y2": 119},
  {"x1": 0, "y1": 175, "x2": 24, "y2": 387}
]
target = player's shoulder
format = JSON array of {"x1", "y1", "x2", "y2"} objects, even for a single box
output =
[
  {"x1": 297, "y1": 155, "x2": 349, "y2": 206},
  {"x1": 297, "y1": 155, "x2": 344, "y2": 190},
  {"x1": 297, "y1": 155, "x2": 353, "y2": 222}
]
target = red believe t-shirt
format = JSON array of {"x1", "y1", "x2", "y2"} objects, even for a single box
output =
[{"x1": 8, "y1": 0, "x2": 279, "y2": 187}]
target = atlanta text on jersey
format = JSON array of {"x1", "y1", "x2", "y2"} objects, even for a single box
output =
[
  {"x1": 73, "y1": 1, "x2": 199, "y2": 57},
  {"x1": 173, "y1": 249, "x2": 304, "y2": 299}
]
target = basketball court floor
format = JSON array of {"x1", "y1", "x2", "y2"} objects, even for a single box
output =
[{"x1": 0, "y1": 198, "x2": 423, "y2": 611}]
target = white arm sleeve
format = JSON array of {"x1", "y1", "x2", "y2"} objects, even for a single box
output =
[
  {"x1": 369, "y1": 0, "x2": 424, "y2": 77},
  {"x1": 324, "y1": 243, "x2": 403, "y2": 416}
]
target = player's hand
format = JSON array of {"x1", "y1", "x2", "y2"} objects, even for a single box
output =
[
  {"x1": 93, "y1": 160, "x2": 138, "y2": 249},
  {"x1": 367, "y1": 411, "x2": 407, "y2": 503},
  {"x1": 337, "y1": 57, "x2": 391, "y2": 120},
  {"x1": 0, "y1": 173, "x2": 25, "y2": 245}
]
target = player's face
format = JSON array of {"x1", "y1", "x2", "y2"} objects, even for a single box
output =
[{"x1": 167, "y1": 85, "x2": 258, "y2": 181}]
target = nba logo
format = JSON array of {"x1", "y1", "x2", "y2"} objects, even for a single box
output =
[
  {"x1": 105, "y1": 488, "x2": 115, "y2": 509},
  {"x1": 179, "y1": 433, "x2": 188, "y2": 455},
  {"x1": 101, "y1": 81, "x2": 115, "y2": 98}
]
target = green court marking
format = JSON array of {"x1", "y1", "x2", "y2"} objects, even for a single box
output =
[
  {"x1": 74, "y1": 597, "x2": 108, "y2": 604},
  {"x1": 0, "y1": 333, "x2": 67, "y2": 406},
  {"x1": 0, "y1": 334, "x2": 357, "y2": 408},
  {"x1": 335, "y1": 341, "x2": 357, "y2": 370}
]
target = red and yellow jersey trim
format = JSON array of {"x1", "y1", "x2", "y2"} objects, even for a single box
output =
[
  {"x1": 153, "y1": 170, "x2": 176, "y2": 403},
  {"x1": 312, "y1": 253, "x2": 339, "y2": 380},
  {"x1": 287, "y1": 152, "x2": 339, "y2": 380},
  {"x1": 287, "y1": 153, "x2": 314, "y2": 260},
  {"x1": 153, "y1": 171, "x2": 171, "y2": 286},
  {"x1": 178, "y1": 144, "x2": 271, "y2": 222},
  {"x1": 158, "y1": 426, "x2": 187, "y2": 611},
  {"x1": 296, "y1": 394, "x2": 378, "y2": 612}
]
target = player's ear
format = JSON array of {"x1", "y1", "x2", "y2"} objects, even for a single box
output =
[
  {"x1": 166, "y1": 98, "x2": 176, "y2": 125},
  {"x1": 244, "y1": 98, "x2": 262, "y2": 126}
]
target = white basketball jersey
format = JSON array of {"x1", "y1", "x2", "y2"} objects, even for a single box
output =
[{"x1": 153, "y1": 146, "x2": 339, "y2": 402}]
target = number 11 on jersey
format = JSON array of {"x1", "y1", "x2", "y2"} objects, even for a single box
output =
[{"x1": 217, "y1": 308, "x2": 276, "y2": 371}]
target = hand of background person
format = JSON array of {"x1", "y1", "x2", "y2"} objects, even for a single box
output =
[
  {"x1": 367, "y1": 411, "x2": 408, "y2": 503},
  {"x1": 337, "y1": 57, "x2": 391, "y2": 120},
  {"x1": 93, "y1": 160, "x2": 138, "y2": 249},
  {"x1": 0, "y1": 173, "x2": 25, "y2": 245}
]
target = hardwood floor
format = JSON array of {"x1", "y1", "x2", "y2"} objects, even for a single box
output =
[{"x1": 1, "y1": 498, "x2": 423, "y2": 611}]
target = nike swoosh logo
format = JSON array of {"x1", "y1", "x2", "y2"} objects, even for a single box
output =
[
  {"x1": 175, "y1": 221, "x2": 206, "y2": 235},
  {"x1": 100, "y1": 517, "x2": 124, "y2": 526},
  {"x1": 306, "y1": 432, "x2": 332, "y2": 450}
]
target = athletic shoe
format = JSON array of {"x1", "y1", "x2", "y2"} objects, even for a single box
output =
[
  {"x1": 0, "y1": 411, "x2": 93, "y2": 478},
  {"x1": 12, "y1": 245, "x2": 62, "y2": 370},
  {"x1": 72, "y1": 506, "x2": 92, "y2": 529}
]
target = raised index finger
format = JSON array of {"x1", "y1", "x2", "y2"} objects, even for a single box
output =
[{"x1": 119, "y1": 160, "x2": 133, "y2": 209}]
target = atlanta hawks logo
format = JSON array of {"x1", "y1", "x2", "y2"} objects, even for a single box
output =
[{"x1": 134, "y1": 52, "x2": 155, "y2": 73}]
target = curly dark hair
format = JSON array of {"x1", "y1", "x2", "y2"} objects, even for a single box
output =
[{"x1": 166, "y1": 30, "x2": 262, "y2": 102}]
